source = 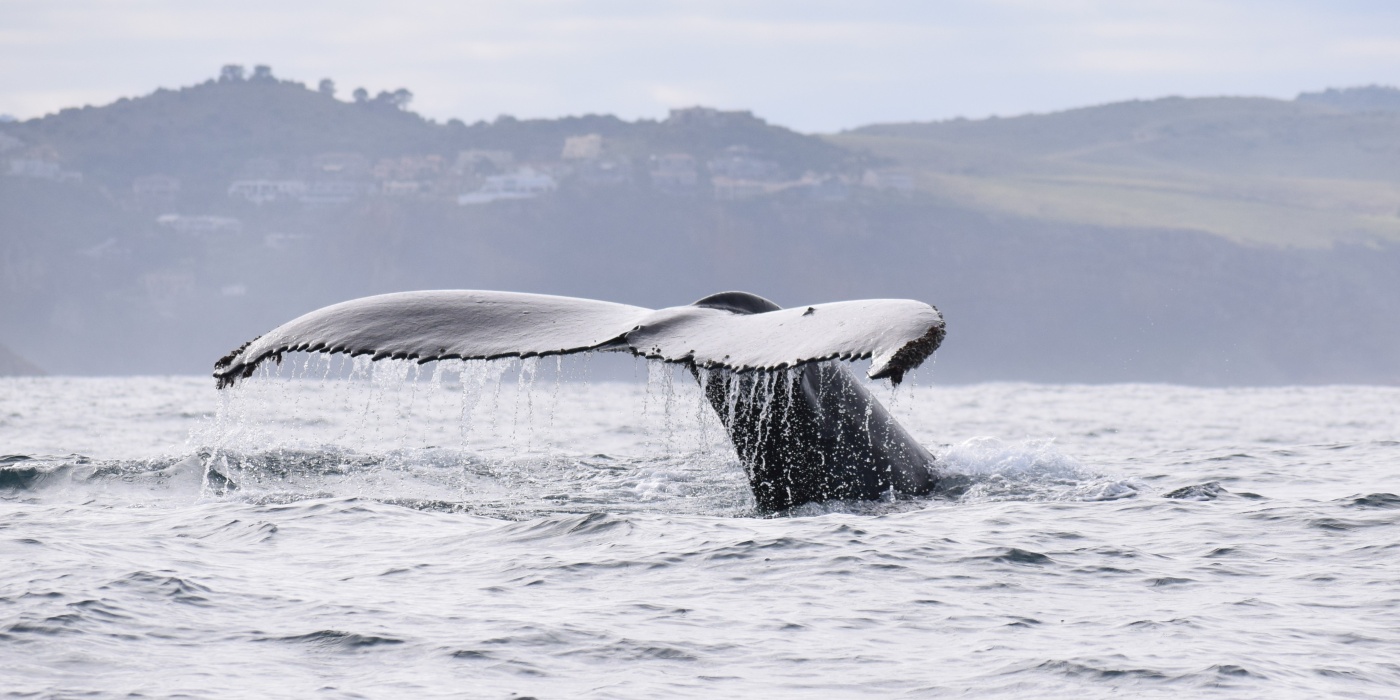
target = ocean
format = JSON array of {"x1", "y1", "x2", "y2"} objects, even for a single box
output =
[{"x1": 2, "y1": 360, "x2": 1398, "y2": 698}]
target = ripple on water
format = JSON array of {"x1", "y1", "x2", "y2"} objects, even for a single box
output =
[
  {"x1": 1031, "y1": 658, "x2": 1172, "y2": 682},
  {"x1": 975, "y1": 547, "x2": 1055, "y2": 566},
  {"x1": 1163, "y1": 482, "x2": 1229, "y2": 501},
  {"x1": 258, "y1": 630, "x2": 407, "y2": 650},
  {"x1": 99, "y1": 571, "x2": 215, "y2": 607},
  {"x1": 4, "y1": 378, "x2": 1399, "y2": 698},
  {"x1": 1345, "y1": 493, "x2": 1400, "y2": 509}
]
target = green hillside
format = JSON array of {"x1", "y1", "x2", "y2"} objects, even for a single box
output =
[
  {"x1": 4, "y1": 68, "x2": 852, "y2": 192},
  {"x1": 4, "y1": 76, "x2": 1400, "y2": 382},
  {"x1": 834, "y1": 91, "x2": 1400, "y2": 247}
]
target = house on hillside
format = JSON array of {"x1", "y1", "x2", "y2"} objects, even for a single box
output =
[
  {"x1": 302, "y1": 180, "x2": 368, "y2": 205},
  {"x1": 8, "y1": 159, "x2": 60, "y2": 179},
  {"x1": 7, "y1": 157, "x2": 82, "y2": 183},
  {"x1": 311, "y1": 152, "x2": 370, "y2": 178},
  {"x1": 707, "y1": 147, "x2": 783, "y2": 182},
  {"x1": 561, "y1": 134, "x2": 603, "y2": 160},
  {"x1": 458, "y1": 168, "x2": 557, "y2": 204},
  {"x1": 371, "y1": 155, "x2": 448, "y2": 199},
  {"x1": 228, "y1": 179, "x2": 307, "y2": 204},
  {"x1": 704, "y1": 146, "x2": 793, "y2": 200},
  {"x1": 156, "y1": 214, "x2": 243, "y2": 235},
  {"x1": 532, "y1": 162, "x2": 575, "y2": 180}
]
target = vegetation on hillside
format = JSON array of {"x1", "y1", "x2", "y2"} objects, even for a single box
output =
[
  {"x1": 3, "y1": 75, "x2": 1399, "y2": 383},
  {"x1": 4, "y1": 66, "x2": 854, "y2": 192},
  {"x1": 833, "y1": 90, "x2": 1400, "y2": 246}
]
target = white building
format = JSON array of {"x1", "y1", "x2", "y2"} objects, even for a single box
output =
[
  {"x1": 156, "y1": 214, "x2": 243, "y2": 235},
  {"x1": 379, "y1": 180, "x2": 422, "y2": 197},
  {"x1": 311, "y1": 152, "x2": 369, "y2": 177},
  {"x1": 302, "y1": 180, "x2": 367, "y2": 205},
  {"x1": 561, "y1": 134, "x2": 603, "y2": 160},
  {"x1": 458, "y1": 169, "x2": 557, "y2": 205},
  {"x1": 228, "y1": 179, "x2": 307, "y2": 204},
  {"x1": 7, "y1": 158, "x2": 81, "y2": 182},
  {"x1": 707, "y1": 148, "x2": 782, "y2": 181}
]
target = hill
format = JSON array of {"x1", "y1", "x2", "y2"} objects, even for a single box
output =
[
  {"x1": 834, "y1": 89, "x2": 1400, "y2": 246},
  {"x1": 3, "y1": 67, "x2": 852, "y2": 195},
  {"x1": 2, "y1": 74, "x2": 1399, "y2": 384}
]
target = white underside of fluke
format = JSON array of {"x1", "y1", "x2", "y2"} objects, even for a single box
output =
[{"x1": 214, "y1": 290, "x2": 944, "y2": 388}]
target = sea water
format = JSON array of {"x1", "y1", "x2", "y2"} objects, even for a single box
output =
[{"x1": 1, "y1": 363, "x2": 1398, "y2": 698}]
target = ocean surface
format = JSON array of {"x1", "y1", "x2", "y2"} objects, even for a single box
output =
[{"x1": 2, "y1": 359, "x2": 1398, "y2": 698}]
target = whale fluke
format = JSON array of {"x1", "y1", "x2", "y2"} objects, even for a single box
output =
[
  {"x1": 214, "y1": 290, "x2": 944, "y2": 389},
  {"x1": 213, "y1": 290, "x2": 945, "y2": 511}
]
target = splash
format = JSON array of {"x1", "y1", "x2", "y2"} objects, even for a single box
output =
[
  {"x1": 936, "y1": 437, "x2": 1139, "y2": 503},
  {"x1": 179, "y1": 353, "x2": 749, "y2": 514}
]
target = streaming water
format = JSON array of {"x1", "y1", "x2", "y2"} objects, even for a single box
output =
[{"x1": 2, "y1": 363, "x2": 1398, "y2": 698}]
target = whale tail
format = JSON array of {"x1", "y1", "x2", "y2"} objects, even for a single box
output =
[
  {"x1": 214, "y1": 290, "x2": 944, "y2": 389},
  {"x1": 212, "y1": 289, "x2": 945, "y2": 511}
]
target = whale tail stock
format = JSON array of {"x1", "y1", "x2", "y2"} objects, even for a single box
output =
[{"x1": 213, "y1": 290, "x2": 945, "y2": 510}]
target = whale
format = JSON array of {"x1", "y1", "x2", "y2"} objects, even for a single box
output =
[{"x1": 214, "y1": 290, "x2": 946, "y2": 511}]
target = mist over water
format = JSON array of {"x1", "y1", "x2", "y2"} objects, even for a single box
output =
[{"x1": 2, "y1": 366, "x2": 1398, "y2": 698}]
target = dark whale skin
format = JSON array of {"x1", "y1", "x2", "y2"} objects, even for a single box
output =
[{"x1": 691, "y1": 292, "x2": 937, "y2": 511}]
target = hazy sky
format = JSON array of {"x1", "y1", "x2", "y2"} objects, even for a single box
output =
[{"x1": 4, "y1": 0, "x2": 1399, "y2": 131}]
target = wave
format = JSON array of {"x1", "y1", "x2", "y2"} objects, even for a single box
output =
[{"x1": 2, "y1": 435, "x2": 1152, "y2": 520}]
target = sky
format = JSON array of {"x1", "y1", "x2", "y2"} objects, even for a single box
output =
[{"x1": 3, "y1": 0, "x2": 1399, "y2": 132}]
